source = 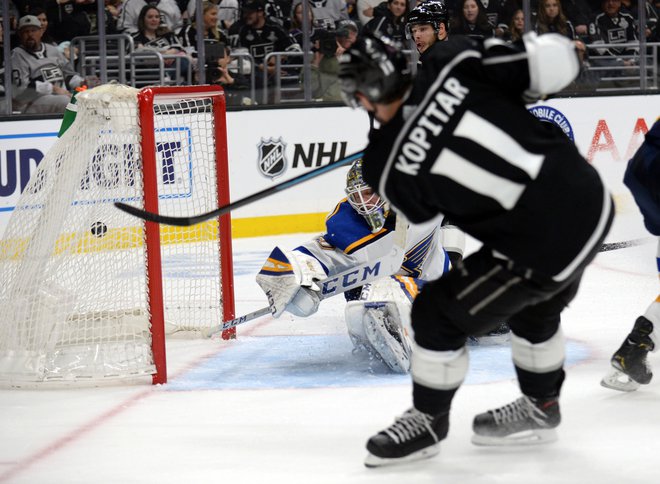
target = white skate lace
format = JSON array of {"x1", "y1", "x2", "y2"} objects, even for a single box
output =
[
  {"x1": 490, "y1": 397, "x2": 546, "y2": 426},
  {"x1": 383, "y1": 408, "x2": 438, "y2": 444}
]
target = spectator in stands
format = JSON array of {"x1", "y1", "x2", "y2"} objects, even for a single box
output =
[
  {"x1": 502, "y1": 7, "x2": 524, "y2": 41},
  {"x1": 264, "y1": 0, "x2": 293, "y2": 28},
  {"x1": 589, "y1": 0, "x2": 637, "y2": 56},
  {"x1": 451, "y1": 0, "x2": 495, "y2": 39},
  {"x1": 588, "y1": 0, "x2": 638, "y2": 86},
  {"x1": 228, "y1": 0, "x2": 301, "y2": 84},
  {"x1": 204, "y1": 42, "x2": 253, "y2": 104},
  {"x1": 357, "y1": 0, "x2": 388, "y2": 26},
  {"x1": 535, "y1": 0, "x2": 590, "y2": 89},
  {"x1": 361, "y1": 0, "x2": 409, "y2": 42},
  {"x1": 13, "y1": 1, "x2": 48, "y2": 17},
  {"x1": 11, "y1": 15, "x2": 85, "y2": 113},
  {"x1": 184, "y1": 0, "x2": 240, "y2": 33},
  {"x1": 290, "y1": 0, "x2": 320, "y2": 46},
  {"x1": 562, "y1": 0, "x2": 593, "y2": 40},
  {"x1": 620, "y1": 0, "x2": 660, "y2": 39},
  {"x1": 30, "y1": 6, "x2": 56, "y2": 45},
  {"x1": 536, "y1": 0, "x2": 577, "y2": 38},
  {"x1": 178, "y1": 0, "x2": 229, "y2": 49},
  {"x1": 133, "y1": 5, "x2": 191, "y2": 83},
  {"x1": 46, "y1": 0, "x2": 93, "y2": 41},
  {"x1": 478, "y1": 0, "x2": 513, "y2": 37},
  {"x1": 292, "y1": 0, "x2": 350, "y2": 30},
  {"x1": 336, "y1": 18, "x2": 359, "y2": 49},
  {"x1": 105, "y1": 0, "x2": 124, "y2": 27},
  {"x1": 118, "y1": 0, "x2": 182, "y2": 35},
  {"x1": 307, "y1": 20, "x2": 358, "y2": 101}
]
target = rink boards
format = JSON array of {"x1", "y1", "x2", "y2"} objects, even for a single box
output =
[{"x1": 0, "y1": 96, "x2": 657, "y2": 242}]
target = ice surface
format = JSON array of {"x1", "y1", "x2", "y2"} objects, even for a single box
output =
[{"x1": 0, "y1": 233, "x2": 658, "y2": 484}]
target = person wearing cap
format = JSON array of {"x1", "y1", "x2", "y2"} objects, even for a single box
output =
[
  {"x1": 10, "y1": 15, "x2": 87, "y2": 114},
  {"x1": 228, "y1": 0, "x2": 301, "y2": 102}
]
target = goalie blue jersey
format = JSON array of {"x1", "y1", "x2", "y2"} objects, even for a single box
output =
[{"x1": 293, "y1": 199, "x2": 453, "y2": 282}]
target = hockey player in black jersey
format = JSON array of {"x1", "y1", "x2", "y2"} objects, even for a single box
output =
[
  {"x1": 338, "y1": 33, "x2": 614, "y2": 467},
  {"x1": 405, "y1": 0, "x2": 451, "y2": 106}
]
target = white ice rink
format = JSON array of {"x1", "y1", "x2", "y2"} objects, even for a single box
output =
[{"x1": 1, "y1": 233, "x2": 658, "y2": 484}]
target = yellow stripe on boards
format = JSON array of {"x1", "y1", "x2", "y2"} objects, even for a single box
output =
[{"x1": 0, "y1": 213, "x2": 329, "y2": 260}]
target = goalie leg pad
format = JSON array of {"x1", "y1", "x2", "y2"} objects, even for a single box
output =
[{"x1": 363, "y1": 305, "x2": 412, "y2": 373}]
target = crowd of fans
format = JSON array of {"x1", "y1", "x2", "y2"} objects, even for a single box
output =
[{"x1": 1, "y1": 0, "x2": 659, "y2": 113}]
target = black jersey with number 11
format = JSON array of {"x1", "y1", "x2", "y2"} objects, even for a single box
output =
[{"x1": 362, "y1": 36, "x2": 613, "y2": 281}]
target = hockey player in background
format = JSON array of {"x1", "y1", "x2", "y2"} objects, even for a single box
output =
[
  {"x1": 405, "y1": 0, "x2": 451, "y2": 107},
  {"x1": 338, "y1": 33, "x2": 613, "y2": 466},
  {"x1": 255, "y1": 159, "x2": 465, "y2": 373},
  {"x1": 601, "y1": 119, "x2": 660, "y2": 392}
]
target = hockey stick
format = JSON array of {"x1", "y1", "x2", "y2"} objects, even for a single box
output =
[
  {"x1": 202, "y1": 306, "x2": 272, "y2": 337},
  {"x1": 599, "y1": 237, "x2": 654, "y2": 252},
  {"x1": 204, "y1": 214, "x2": 409, "y2": 338},
  {"x1": 115, "y1": 150, "x2": 365, "y2": 226}
]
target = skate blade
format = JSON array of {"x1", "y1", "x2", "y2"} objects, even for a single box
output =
[
  {"x1": 471, "y1": 428, "x2": 557, "y2": 446},
  {"x1": 600, "y1": 369, "x2": 641, "y2": 392},
  {"x1": 364, "y1": 443, "x2": 440, "y2": 468}
]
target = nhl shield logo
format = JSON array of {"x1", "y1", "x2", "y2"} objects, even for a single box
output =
[{"x1": 257, "y1": 138, "x2": 287, "y2": 178}]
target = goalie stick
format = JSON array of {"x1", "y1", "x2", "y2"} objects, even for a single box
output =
[
  {"x1": 204, "y1": 214, "x2": 409, "y2": 338},
  {"x1": 115, "y1": 150, "x2": 365, "y2": 226}
]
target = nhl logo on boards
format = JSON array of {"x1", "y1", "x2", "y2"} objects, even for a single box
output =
[
  {"x1": 257, "y1": 138, "x2": 287, "y2": 178},
  {"x1": 528, "y1": 105, "x2": 575, "y2": 141}
]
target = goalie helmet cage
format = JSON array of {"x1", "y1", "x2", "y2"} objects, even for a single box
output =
[{"x1": 0, "y1": 84, "x2": 235, "y2": 386}]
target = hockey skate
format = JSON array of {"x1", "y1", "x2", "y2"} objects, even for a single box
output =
[
  {"x1": 601, "y1": 316, "x2": 655, "y2": 392},
  {"x1": 363, "y1": 307, "x2": 412, "y2": 373},
  {"x1": 471, "y1": 395, "x2": 560, "y2": 446},
  {"x1": 364, "y1": 408, "x2": 449, "y2": 468}
]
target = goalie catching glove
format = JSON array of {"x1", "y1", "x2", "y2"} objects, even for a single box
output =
[{"x1": 256, "y1": 247, "x2": 327, "y2": 318}]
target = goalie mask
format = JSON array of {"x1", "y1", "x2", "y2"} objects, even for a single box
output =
[
  {"x1": 345, "y1": 159, "x2": 389, "y2": 233},
  {"x1": 338, "y1": 33, "x2": 412, "y2": 109},
  {"x1": 405, "y1": 0, "x2": 450, "y2": 38}
]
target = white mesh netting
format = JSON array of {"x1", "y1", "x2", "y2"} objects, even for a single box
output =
[{"x1": 0, "y1": 84, "x2": 228, "y2": 384}]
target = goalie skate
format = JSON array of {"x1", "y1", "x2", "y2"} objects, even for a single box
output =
[{"x1": 363, "y1": 306, "x2": 411, "y2": 373}]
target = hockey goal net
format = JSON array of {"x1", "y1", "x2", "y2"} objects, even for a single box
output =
[{"x1": 0, "y1": 84, "x2": 235, "y2": 385}]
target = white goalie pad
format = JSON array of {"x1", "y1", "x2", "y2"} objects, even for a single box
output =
[
  {"x1": 523, "y1": 32, "x2": 580, "y2": 97},
  {"x1": 256, "y1": 247, "x2": 326, "y2": 318},
  {"x1": 345, "y1": 277, "x2": 414, "y2": 372}
]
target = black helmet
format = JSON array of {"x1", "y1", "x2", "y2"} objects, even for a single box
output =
[
  {"x1": 406, "y1": 0, "x2": 449, "y2": 35},
  {"x1": 338, "y1": 33, "x2": 412, "y2": 108}
]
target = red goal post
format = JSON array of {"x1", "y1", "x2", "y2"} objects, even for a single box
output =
[{"x1": 0, "y1": 84, "x2": 235, "y2": 386}]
